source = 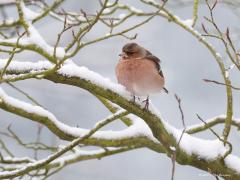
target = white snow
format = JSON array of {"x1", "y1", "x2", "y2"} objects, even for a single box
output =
[
  {"x1": 103, "y1": 8, "x2": 111, "y2": 14},
  {"x1": 0, "y1": 83, "x2": 153, "y2": 141},
  {"x1": 4, "y1": 156, "x2": 35, "y2": 163},
  {"x1": 181, "y1": 134, "x2": 225, "y2": 159},
  {"x1": 1, "y1": 18, "x2": 15, "y2": 25},
  {"x1": 144, "y1": 0, "x2": 157, "y2": 3},
  {"x1": 182, "y1": 19, "x2": 193, "y2": 27},
  {"x1": 106, "y1": 2, "x2": 115, "y2": 6},
  {"x1": 129, "y1": 6, "x2": 143, "y2": 13},
  {"x1": 52, "y1": 147, "x2": 121, "y2": 165},
  {"x1": 229, "y1": 64, "x2": 235, "y2": 70},
  {"x1": 0, "y1": 60, "x2": 240, "y2": 172},
  {"x1": 225, "y1": 70, "x2": 229, "y2": 78},
  {"x1": 118, "y1": 13, "x2": 127, "y2": 19},
  {"x1": 148, "y1": 106, "x2": 228, "y2": 160},
  {"x1": 185, "y1": 115, "x2": 240, "y2": 132},
  {"x1": 216, "y1": 52, "x2": 222, "y2": 58},
  {"x1": 58, "y1": 64, "x2": 130, "y2": 97},
  {"x1": 0, "y1": 3, "x2": 66, "y2": 60},
  {"x1": 0, "y1": 59, "x2": 129, "y2": 97},
  {"x1": 170, "y1": 146, "x2": 176, "y2": 151},
  {"x1": 172, "y1": 15, "x2": 204, "y2": 39},
  {"x1": 26, "y1": 24, "x2": 66, "y2": 59},
  {"x1": 22, "y1": 61, "x2": 232, "y2": 160},
  {"x1": 21, "y1": 2, "x2": 40, "y2": 20},
  {"x1": 0, "y1": 60, "x2": 52, "y2": 72},
  {"x1": 0, "y1": 0, "x2": 239, "y2": 177},
  {"x1": 225, "y1": 155, "x2": 240, "y2": 173}
]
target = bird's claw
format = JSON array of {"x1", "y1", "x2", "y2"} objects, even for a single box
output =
[
  {"x1": 131, "y1": 95, "x2": 136, "y2": 103},
  {"x1": 142, "y1": 96, "x2": 149, "y2": 110}
]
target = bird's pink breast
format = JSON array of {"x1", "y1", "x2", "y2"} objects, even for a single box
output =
[{"x1": 115, "y1": 58, "x2": 164, "y2": 96}]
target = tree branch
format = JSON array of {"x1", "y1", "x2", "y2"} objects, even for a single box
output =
[{"x1": 0, "y1": 60, "x2": 239, "y2": 179}]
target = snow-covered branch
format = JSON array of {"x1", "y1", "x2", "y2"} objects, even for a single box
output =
[
  {"x1": 0, "y1": 60, "x2": 240, "y2": 178},
  {"x1": 0, "y1": 98, "x2": 160, "y2": 179},
  {"x1": 186, "y1": 115, "x2": 240, "y2": 134},
  {"x1": 0, "y1": 0, "x2": 240, "y2": 179},
  {"x1": 0, "y1": 80, "x2": 157, "y2": 144}
]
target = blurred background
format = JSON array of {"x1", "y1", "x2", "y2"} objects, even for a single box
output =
[{"x1": 1, "y1": 0, "x2": 240, "y2": 179}]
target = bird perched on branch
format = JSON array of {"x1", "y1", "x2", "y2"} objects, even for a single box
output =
[{"x1": 115, "y1": 42, "x2": 168, "y2": 109}]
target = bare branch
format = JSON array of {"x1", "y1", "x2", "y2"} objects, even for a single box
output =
[{"x1": 203, "y1": 78, "x2": 240, "y2": 90}]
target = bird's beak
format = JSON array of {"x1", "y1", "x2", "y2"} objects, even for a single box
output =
[{"x1": 119, "y1": 52, "x2": 128, "y2": 58}]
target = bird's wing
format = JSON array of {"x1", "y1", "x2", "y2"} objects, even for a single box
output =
[
  {"x1": 145, "y1": 50, "x2": 168, "y2": 94},
  {"x1": 145, "y1": 52, "x2": 164, "y2": 78}
]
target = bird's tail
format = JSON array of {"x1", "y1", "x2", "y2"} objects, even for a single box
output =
[{"x1": 163, "y1": 87, "x2": 169, "y2": 94}]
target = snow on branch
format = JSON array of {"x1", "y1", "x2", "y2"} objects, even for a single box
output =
[
  {"x1": 6, "y1": 146, "x2": 140, "y2": 177},
  {"x1": 0, "y1": 0, "x2": 160, "y2": 65},
  {"x1": 0, "y1": 98, "x2": 156, "y2": 179},
  {"x1": 0, "y1": 0, "x2": 64, "y2": 28},
  {"x1": 0, "y1": 1, "x2": 65, "y2": 63},
  {"x1": 0, "y1": 84, "x2": 157, "y2": 144},
  {"x1": 0, "y1": 0, "x2": 240, "y2": 178},
  {"x1": 1, "y1": 60, "x2": 240, "y2": 176},
  {"x1": 49, "y1": 147, "x2": 137, "y2": 169},
  {"x1": 186, "y1": 115, "x2": 240, "y2": 134}
]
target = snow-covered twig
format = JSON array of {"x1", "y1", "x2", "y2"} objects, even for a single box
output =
[
  {"x1": 186, "y1": 115, "x2": 240, "y2": 134},
  {"x1": 0, "y1": 60, "x2": 239, "y2": 178},
  {"x1": 0, "y1": 0, "x2": 240, "y2": 179},
  {"x1": 0, "y1": 83, "x2": 154, "y2": 143},
  {"x1": 0, "y1": 109, "x2": 140, "y2": 179},
  {"x1": 0, "y1": 125, "x2": 57, "y2": 152},
  {"x1": 0, "y1": 1, "x2": 66, "y2": 63}
]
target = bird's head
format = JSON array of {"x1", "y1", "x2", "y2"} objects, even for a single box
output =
[{"x1": 119, "y1": 43, "x2": 145, "y2": 59}]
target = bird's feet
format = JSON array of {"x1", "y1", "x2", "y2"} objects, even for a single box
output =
[
  {"x1": 142, "y1": 96, "x2": 149, "y2": 110},
  {"x1": 131, "y1": 94, "x2": 141, "y2": 104},
  {"x1": 131, "y1": 94, "x2": 136, "y2": 103}
]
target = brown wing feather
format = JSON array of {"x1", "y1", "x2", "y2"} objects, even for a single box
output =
[
  {"x1": 145, "y1": 51, "x2": 164, "y2": 78},
  {"x1": 144, "y1": 49, "x2": 168, "y2": 93}
]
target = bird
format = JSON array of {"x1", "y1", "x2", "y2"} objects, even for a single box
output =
[{"x1": 115, "y1": 42, "x2": 168, "y2": 109}]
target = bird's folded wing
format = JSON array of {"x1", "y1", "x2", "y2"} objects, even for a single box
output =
[{"x1": 145, "y1": 54, "x2": 164, "y2": 78}]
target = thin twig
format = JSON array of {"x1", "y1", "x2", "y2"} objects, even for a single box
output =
[
  {"x1": 171, "y1": 94, "x2": 186, "y2": 180},
  {"x1": 0, "y1": 110, "x2": 128, "y2": 179},
  {"x1": 0, "y1": 31, "x2": 25, "y2": 80},
  {"x1": 204, "y1": 0, "x2": 233, "y2": 146},
  {"x1": 203, "y1": 79, "x2": 240, "y2": 90},
  {"x1": 192, "y1": 0, "x2": 199, "y2": 27},
  {"x1": 7, "y1": 82, "x2": 42, "y2": 106},
  {"x1": 196, "y1": 114, "x2": 232, "y2": 159}
]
